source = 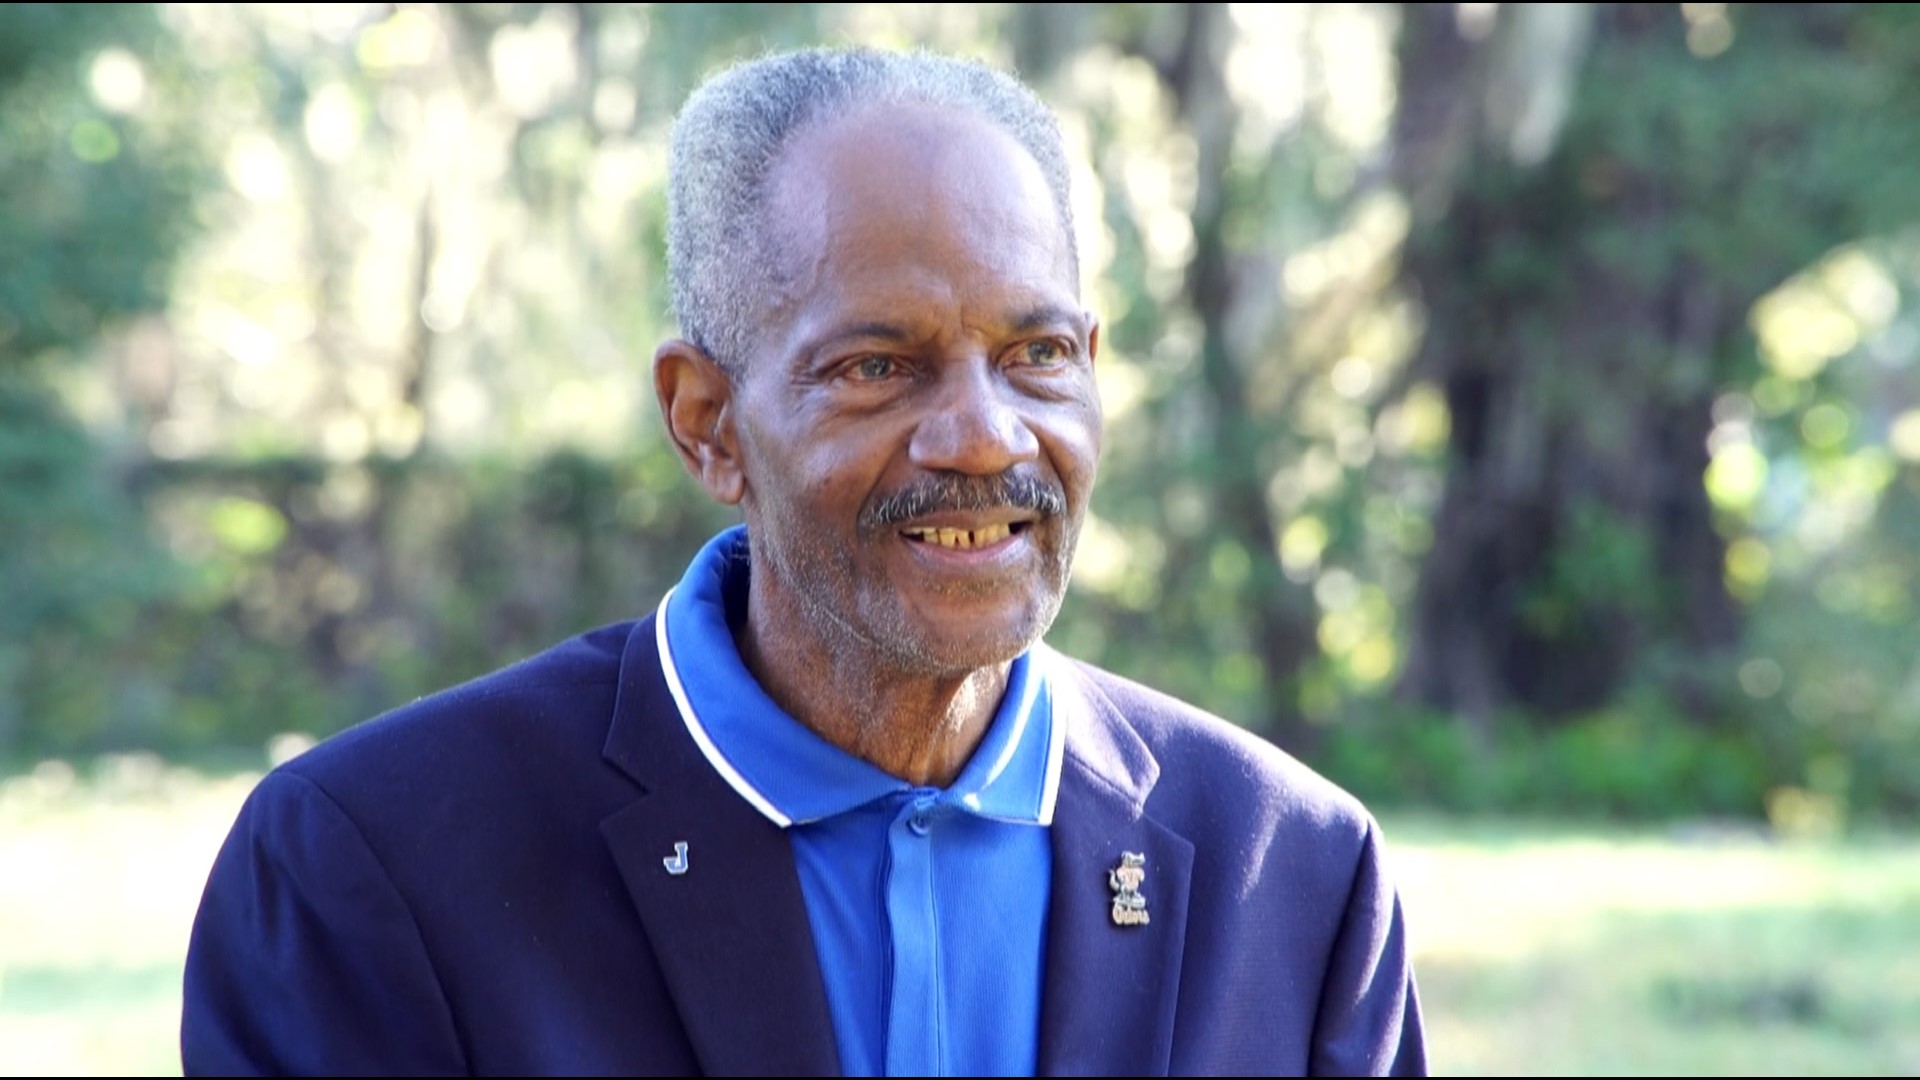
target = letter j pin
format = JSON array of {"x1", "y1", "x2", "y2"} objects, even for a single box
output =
[{"x1": 663, "y1": 841, "x2": 690, "y2": 876}]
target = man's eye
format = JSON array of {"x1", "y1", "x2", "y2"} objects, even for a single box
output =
[
  {"x1": 850, "y1": 355, "x2": 898, "y2": 381},
  {"x1": 1021, "y1": 340, "x2": 1068, "y2": 366}
]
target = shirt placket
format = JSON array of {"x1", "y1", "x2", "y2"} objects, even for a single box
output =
[{"x1": 883, "y1": 789, "x2": 943, "y2": 1076}]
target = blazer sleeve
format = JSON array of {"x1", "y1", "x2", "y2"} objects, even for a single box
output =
[
  {"x1": 1308, "y1": 818, "x2": 1428, "y2": 1077},
  {"x1": 181, "y1": 770, "x2": 469, "y2": 1076}
]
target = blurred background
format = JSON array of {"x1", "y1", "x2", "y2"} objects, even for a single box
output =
[{"x1": 1, "y1": 2, "x2": 1916, "y2": 1074}]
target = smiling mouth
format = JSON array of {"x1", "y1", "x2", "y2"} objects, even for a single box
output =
[{"x1": 900, "y1": 522, "x2": 1027, "y2": 550}]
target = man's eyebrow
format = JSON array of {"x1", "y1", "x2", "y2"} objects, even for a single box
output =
[
  {"x1": 801, "y1": 321, "x2": 915, "y2": 357},
  {"x1": 1009, "y1": 304, "x2": 1083, "y2": 333},
  {"x1": 835, "y1": 321, "x2": 915, "y2": 342},
  {"x1": 799, "y1": 308, "x2": 1082, "y2": 359}
]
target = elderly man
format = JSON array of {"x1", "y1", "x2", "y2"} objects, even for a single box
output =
[{"x1": 183, "y1": 47, "x2": 1425, "y2": 1077}]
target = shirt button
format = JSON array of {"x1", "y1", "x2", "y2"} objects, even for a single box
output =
[{"x1": 907, "y1": 795, "x2": 936, "y2": 835}]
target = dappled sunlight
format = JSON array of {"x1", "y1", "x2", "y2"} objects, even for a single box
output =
[{"x1": 1065, "y1": 511, "x2": 1165, "y2": 616}]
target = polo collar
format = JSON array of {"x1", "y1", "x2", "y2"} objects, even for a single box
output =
[{"x1": 656, "y1": 526, "x2": 1065, "y2": 829}]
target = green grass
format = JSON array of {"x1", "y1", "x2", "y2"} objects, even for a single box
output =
[
  {"x1": 2, "y1": 762, "x2": 1917, "y2": 1076},
  {"x1": 0, "y1": 757, "x2": 262, "y2": 1077},
  {"x1": 1384, "y1": 815, "x2": 1920, "y2": 1075}
]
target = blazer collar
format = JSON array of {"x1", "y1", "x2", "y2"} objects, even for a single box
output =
[
  {"x1": 599, "y1": 614, "x2": 842, "y2": 1076},
  {"x1": 599, "y1": 619, "x2": 1196, "y2": 1077},
  {"x1": 1037, "y1": 660, "x2": 1195, "y2": 1077}
]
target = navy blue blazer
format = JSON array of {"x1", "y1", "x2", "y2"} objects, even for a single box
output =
[{"x1": 182, "y1": 616, "x2": 1425, "y2": 1076}]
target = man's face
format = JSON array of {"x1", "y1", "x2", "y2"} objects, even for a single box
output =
[{"x1": 728, "y1": 102, "x2": 1102, "y2": 677}]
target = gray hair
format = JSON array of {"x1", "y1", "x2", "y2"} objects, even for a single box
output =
[{"x1": 665, "y1": 47, "x2": 1079, "y2": 373}]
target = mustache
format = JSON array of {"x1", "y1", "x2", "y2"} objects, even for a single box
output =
[{"x1": 861, "y1": 470, "x2": 1066, "y2": 531}]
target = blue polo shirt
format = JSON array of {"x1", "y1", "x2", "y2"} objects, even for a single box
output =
[{"x1": 654, "y1": 527, "x2": 1063, "y2": 1077}]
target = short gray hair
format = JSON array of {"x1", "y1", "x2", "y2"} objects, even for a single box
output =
[{"x1": 666, "y1": 47, "x2": 1079, "y2": 373}]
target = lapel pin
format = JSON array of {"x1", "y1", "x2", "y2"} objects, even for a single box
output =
[
  {"x1": 1108, "y1": 851, "x2": 1150, "y2": 926},
  {"x1": 663, "y1": 841, "x2": 690, "y2": 876}
]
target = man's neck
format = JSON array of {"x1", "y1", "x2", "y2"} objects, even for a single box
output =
[{"x1": 735, "y1": 580, "x2": 1009, "y2": 790}]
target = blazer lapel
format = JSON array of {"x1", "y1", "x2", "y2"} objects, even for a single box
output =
[
  {"x1": 1037, "y1": 664, "x2": 1195, "y2": 1077},
  {"x1": 598, "y1": 616, "x2": 841, "y2": 1077}
]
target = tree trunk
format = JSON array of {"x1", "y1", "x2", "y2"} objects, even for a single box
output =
[
  {"x1": 1388, "y1": 4, "x2": 1865, "y2": 730},
  {"x1": 1159, "y1": 5, "x2": 1322, "y2": 752}
]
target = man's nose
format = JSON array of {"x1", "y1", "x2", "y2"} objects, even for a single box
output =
[{"x1": 908, "y1": 360, "x2": 1040, "y2": 475}]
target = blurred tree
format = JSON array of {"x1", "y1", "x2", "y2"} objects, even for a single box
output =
[
  {"x1": 0, "y1": 5, "x2": 193, "y2": 361},
  {"x1": 1120, "y1": 4, "x2": 1323, "y2": 752},
  {"x1": 1390, "y1": 4, "x2": 1920, "y2": 733},
  {"x1": 1018, "y1": 5, "x2": 1407, "y2": 752},
  {"x1": 0, "y1": 3, "x2": 199, "y2": 753}
]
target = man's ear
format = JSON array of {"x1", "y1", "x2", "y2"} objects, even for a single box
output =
[
  {"x1": 653, "y1": 339, "x2": 745, "y2": 506},
  {"x1": 1086, "y1": 313, "x2": 1100, "y2": 365}
]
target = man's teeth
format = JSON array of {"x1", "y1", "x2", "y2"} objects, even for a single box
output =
[{"x1": 903, "y1": 523, "x2": 1013, "y2": 549}]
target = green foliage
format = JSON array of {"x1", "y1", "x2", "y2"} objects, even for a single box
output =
[
  {"x1": 1324, "y1": 693, "x2": 1774, "y2": 822},
  {"x1": 0, "y1": 384, "x2": 160, "y2": 632},
  {"x1": 0, "y1": 383, "x2": 175, "y2": 753},
  {"x1": 0, "y1": 3, "x2": 201, "y2": 756},
  {"x1": 1520, "y1": 501, "x2": 1662, "y2": 637},
  {"x1": 0, "y1": 4, "x2": 199, "y2": 363},
  {"x1": 1328, "y1": 613, "x2": 1917, "y2": 825},
  {"x1": 6, "y1": 451, "x2": 735, "y2": 758}
]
